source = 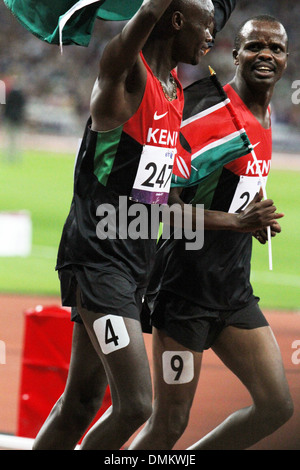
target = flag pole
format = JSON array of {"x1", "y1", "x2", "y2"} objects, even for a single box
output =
[
  {"x1": 209, "y1": 66, "x2": 273, "y2": 270},
  {"x1": 249, "y1": 146, "x2": 273, "y2": 271}
]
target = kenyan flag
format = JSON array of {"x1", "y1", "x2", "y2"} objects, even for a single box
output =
[
  {"x1": 4, "y1": 0, "x2": 143, "y2": 46},
  {"x1": 172, "y1": 71, "x2": 251, "y2": 188}
]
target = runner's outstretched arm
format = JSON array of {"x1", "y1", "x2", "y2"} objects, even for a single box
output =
[
  {"x1": 167, "y1": 186, "x2": 284, "y2": 232},
  {"x1": 91, "y1": 0, "x2": 175, "y2": 130}
]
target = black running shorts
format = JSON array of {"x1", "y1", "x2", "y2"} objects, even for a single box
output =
[
  {"x1": 151, "y1": 291, "x2": 269, "y2": 352},
  {"x1": 58, "y1": 265, "x2": 147, "y2": 326}
]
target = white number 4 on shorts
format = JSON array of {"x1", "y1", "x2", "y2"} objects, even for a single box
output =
[
  {"x1": 93, "y1": 315, "x2": 130, "y2": 355},
  {"x1": 162, "y1": 351, "x2": 194, "y2": 384}
]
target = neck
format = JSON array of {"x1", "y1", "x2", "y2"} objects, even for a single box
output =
[
  {"x1": 229, "y1": 75, "x2": 274, "y2": 128},
  {"x1": 142, "y1": 38, "x2": 176, "y2": 83}
]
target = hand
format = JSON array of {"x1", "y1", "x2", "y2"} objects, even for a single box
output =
[
  {"x1": 235, "y1": 188, "x2": 284, "y2": 233},
  {"x1": 253, "y1": 220, "x2": 282, "y2": 244}
]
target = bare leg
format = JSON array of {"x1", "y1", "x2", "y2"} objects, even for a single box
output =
[
  {"x1": 187, "y1": 326, "x2": 294, "y2": 450},
  {"x1": 130, "y1": 328, "x2": 203, "y2": 450},
  {"x1": 33, "y1": 322, "x2": 108, "y2": 450},
  {"x1": 78, "y1": 302, "x2": 153, "y2": 450}
]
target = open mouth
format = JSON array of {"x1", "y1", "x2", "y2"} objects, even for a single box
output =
[
  {"x1": 200, "y1": 48, "x2": 210, "y2": 56},
  {"x1": 199, "y1": 45, "x2": 208, "y2": 55},
  {"x1": 253, "y1": 63, "x2": 275, "y2": 76}
]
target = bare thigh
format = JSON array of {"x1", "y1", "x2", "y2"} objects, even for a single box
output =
[
  {"x1": 152, "y1": 327, "x2": 203, "y2": 411},
  {"x1": 77, "y1": 293, "x2": 152, "y2": 408},
  {"x1": 212, "y1": 325, "x2": 292, "y2": 405},
  {"x1": 62, "y1": 322, "x2": 108, "y2": 406},
  {"x1": 128, "y1": 327, "x2": 203, "y2": 449}
]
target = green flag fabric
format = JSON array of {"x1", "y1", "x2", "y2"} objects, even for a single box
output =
[
  {"x1": 4, "y1": 0, "x2": 143, "y2": 46},
  {"x1": 97, "y1": 0, "x2": 143, "y2": 21}
]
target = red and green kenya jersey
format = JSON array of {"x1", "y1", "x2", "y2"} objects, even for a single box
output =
[
  {"x1": 191, "y1": 83, "x2": 272, "y2": 212},
  {"x1": 222, "y1": 84, "x2": 271, "y2": 211},
  {"x1": 161, "y1": 84, "x2": 272, "y2": 310},
  {"x1": 56, "y1": 54, "x2": 183, "y2": 285},
  {"x1": 79, "y1": 53, "x2": 183, "y2": 206}
]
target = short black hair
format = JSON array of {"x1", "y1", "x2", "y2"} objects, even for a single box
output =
[{"x1": 234, "y1": 15, "x2": 287, "y2": 51}]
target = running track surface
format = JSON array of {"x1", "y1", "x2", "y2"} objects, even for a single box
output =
[{"x1": 0, "y1": 293, "x2": 299, "y2": 450}]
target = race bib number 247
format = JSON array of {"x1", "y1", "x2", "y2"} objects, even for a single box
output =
[{"x1": 130, "y1": 145, "x2": 175, "y2": 205}]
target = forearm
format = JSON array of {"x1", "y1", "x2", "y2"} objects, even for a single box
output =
[
  {"x1": 167, "y1": 187, "x2": 283, "y2": 233},
  {"x1": 187, "y1": 205, "x2": 241, "y2": 231},
  {"x1": 163, "y1": 202, "x2": 239, "y2": 231},
  {"x1": 165, "y1": 202, "x2": 281, "y2": 234},
  {"x1": 139, "y1": 0, "x2": 175, "y2": 22},
  {"x1": 102, "y1": 0, "x2": 173, "y2": 74},
  {"x1": 193, "y1": 204, "x2": 281, "y2": 233},
  {"x1": 168, "y1": 189, "x2": 238, "y2": 231},
  {"x1": 203, "y1": 208, "x2": 239, "y2": 231},
  {"x1": 120, "y1": 0, "x2": 174, "y2": 50}
]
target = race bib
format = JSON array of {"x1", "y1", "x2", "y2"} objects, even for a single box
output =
[
  {"x1": 130, "y1": 145, "x2": 175, "y2": 205},
  {"x1": 162, "y1": 351, "x2": 194, "y2": 384},
  {"x1": 93, "y1": 315, "x2": 130, "y2": 355},
  {"x1": 228, "y1": 175, "x2": 268, "y2": 214}
]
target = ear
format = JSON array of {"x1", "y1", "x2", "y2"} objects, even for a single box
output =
[
  {"x1": 280, "y1": 52, "x2": 289, "y2": 75},
  {"x1": 172, "y1": 11, "x2": 184, "y2": 31},
  {"x1": 284, "y1": 52, "x2": 289, "y2": 70},
  {"x1": 232, "y1": 49, "x2": 239, "y2": 65}
]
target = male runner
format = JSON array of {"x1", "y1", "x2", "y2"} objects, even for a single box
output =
[
  {"x1": 33, "y1": 0, "x2": 215, "y2": 450},
  {"x1": 130, "y1": 15, "x2": 293, "y2": 450}
]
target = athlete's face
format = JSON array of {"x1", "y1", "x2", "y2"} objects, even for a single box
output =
[
  {"x1": 175, "y1": 0, "x2": 214, "y2": 66},
  {"x1": 233, "y1": 20, "x2": 288, "y2": 88}
]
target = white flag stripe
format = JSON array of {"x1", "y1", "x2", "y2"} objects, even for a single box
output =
[
  {"x1": 177, "y1": 156, "x2": 190, "y2": 179},
  {"x1": 59, "y1": 0, "x2": 100, "y2": 52},
  {"x1": 191, "y1": 129, "x2": 246, "y2": 161},
  {"x1": 178, "y1": 156, "x2": 190, "y2": 177},
  {"x1": 181, "y1": 98, "x2": 231, "y2": 128}
]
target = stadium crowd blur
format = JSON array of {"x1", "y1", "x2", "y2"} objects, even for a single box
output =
[{"x1": 0, "y1": 0, "x2": 299, "y2": 151}]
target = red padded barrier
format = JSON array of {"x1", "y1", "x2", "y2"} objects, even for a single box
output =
[{"x1": 17, "y1": 305, "x2": 111, "y2": 440}]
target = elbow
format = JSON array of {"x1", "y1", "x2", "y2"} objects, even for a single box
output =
[{"x1": 138, "y1": 2, "x2": 167, "y2": 25}]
